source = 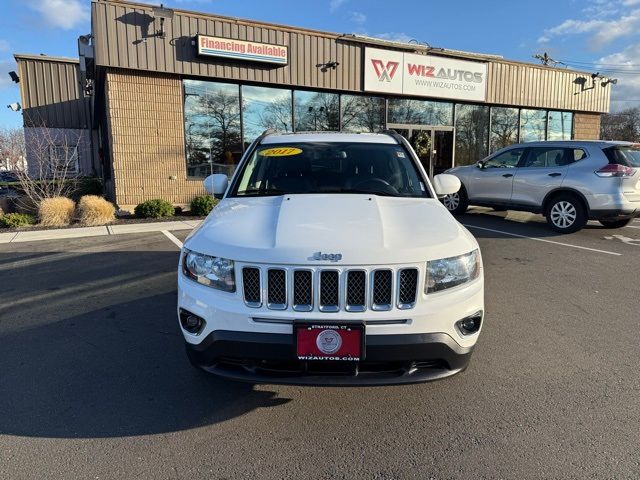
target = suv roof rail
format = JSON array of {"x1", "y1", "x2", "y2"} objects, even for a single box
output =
[{"x1": 261, "y1": 128, "x2": 280, "y2": 136}]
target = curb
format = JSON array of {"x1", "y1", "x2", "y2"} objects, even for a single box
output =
[{"x1": 0, "y1": 220, "x2": 201, "y2": 244}]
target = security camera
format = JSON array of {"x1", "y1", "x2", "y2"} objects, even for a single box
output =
[
  {"x1": 8, "y1": 71, "x2": 19, "y2": 83},
  {"x1": 7, "y1": 103, "x2": 21, "y2": 112}
]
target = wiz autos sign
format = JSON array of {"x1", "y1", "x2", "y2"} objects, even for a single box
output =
[
  {"x1": 364, "y1": 48, "x2": 487, "y2": 102},
  {"x1": 197, "y1": 35, "x2": 288, "y2": 65}
]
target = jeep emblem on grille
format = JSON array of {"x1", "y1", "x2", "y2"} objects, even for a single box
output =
[{"x1": 311, "y1": 251, "x2": 342, "y2": 262}]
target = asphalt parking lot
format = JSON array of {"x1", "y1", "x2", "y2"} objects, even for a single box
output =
[{"x1": 1, "y1": 209, "x2": 639, "y2": 479}]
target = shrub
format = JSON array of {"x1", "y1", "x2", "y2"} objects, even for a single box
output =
[
  {"x1": 39, "y1": 197, "x2": 76, "y2": 226},
  {"x1": 76, "y1": 195, "x2": 116, "y2": 226},
  {"x1": 0, "y1": 213, "x2": 36, "y2": 228},
  {"x1": 70, "y1": 177, "x2": 104, "y2": 201},
  {"x1": 190, "y1": 195, "x2": 218, "y2": 216},
  {"x1": 134, "y1": 199, "x2": 175, "y2": 218}
]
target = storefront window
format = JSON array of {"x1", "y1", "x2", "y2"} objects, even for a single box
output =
[
  {"x1": 340, "y1": 95, "x2": 385, "y2": 133},
  {"x1": 388, "y1": 99, "x2": 453, "y2": 126},
  {"x1": 547, "y1": 111, "x2": 573, "y2": 140},
  {"x1": 455, "y1": 104, "x2": 489, "y2": 166},
  {"x1": 490, "y1": 107, "x2": 519, "y2": 152},
  {"x1": 294, "y1": 91, "x2": 339, "y2": 131},
  {"x1": 242, "y1": 86, "x2": 292, "y2": 147},
  {"x1": 184, "y1": 80, "x2": 242, "y2": 178},
  {"x1": 520, "y1": 109, "x2": 547, "y2": 142}
]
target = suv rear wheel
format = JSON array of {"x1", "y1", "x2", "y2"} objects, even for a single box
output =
[
  {"x1": 546, "y1": 194, "x2": 587, "y2": 233},
  {"x1": 599, "y1": 218, "x2": 632, "y2": 229},
  {"x1": 442, "y1": 186, "x2": 469, "y2": 215}
]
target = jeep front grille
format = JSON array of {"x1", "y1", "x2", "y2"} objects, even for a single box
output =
[
  {"x1": 319, "y1": 270, "x2": 340, "y2": 312},
  {"x1": 267, "y1": 269, "x2": 287, "y2": 309},
  {"x1": 241, "y1": 265, "x2": 421, "y2": 312},
  {"x1": 293, "y1": 270, "x2": 313, "y2": 312},
  {"x1": 372, "y1": 270, "x2": 393, "y2": 310},
  {"x1": 398, "y1": 268, "x2": 418, "y2": 309},
  {"x1": 346, "y1": 270, "x2": 366, "y2": 312},
  {"x1": 242, "y1": 267, "x2": 261, "y2": 307}
]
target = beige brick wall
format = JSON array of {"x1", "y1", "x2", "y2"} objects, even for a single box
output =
[
  {"x1": 105, "y1": 69, "x2": 205, "y2": 210},
  {"x1": 573, "y1": 112, "x2": 601, "y2": 140}
]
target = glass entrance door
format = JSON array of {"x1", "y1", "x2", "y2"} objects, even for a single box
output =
[{"x1": 389, "y1": 125, "x2": 454, "y2": 178}]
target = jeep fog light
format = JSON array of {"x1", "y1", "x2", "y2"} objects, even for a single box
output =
[
  {"x1": 456, "y1": 311, "x2": 483, "y2": 335},
  {"x1": 180, "y1": 309, "x2": 205, "y2": 334}
]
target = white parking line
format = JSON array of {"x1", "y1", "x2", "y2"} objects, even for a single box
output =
[
  {"x1": 625, "y1": 225, "x2": 640, "y2": 229},
  {"x1": 162, "y1": 230, "x2": 183, "y2": 249},
  {"x1": 462, "y1": 224, "x2": 621, "y2": 256}
]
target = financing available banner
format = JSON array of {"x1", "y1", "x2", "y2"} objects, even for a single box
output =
[
  {"x1": 364, "y1": 47, "x2": 488, "y2": 102},
  {"x1": 197, "y1": 35, "x2": 288, "y2": 65}
]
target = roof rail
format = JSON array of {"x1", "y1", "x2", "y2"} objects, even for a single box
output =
[{"x1": 261, "y1": 128, "x2": 280, "y2": 136}]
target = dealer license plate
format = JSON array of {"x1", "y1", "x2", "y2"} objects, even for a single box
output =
[{"x1": 295, "y1": 324, "x2": 364, "y2": 361}]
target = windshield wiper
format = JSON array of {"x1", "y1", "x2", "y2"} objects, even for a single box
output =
[
  {"x1": 236, "y1": 188, "x2": 288, "y2": 197},
  {"x1": 320, "y1": 188, "x2": 402, "y2": 197}
]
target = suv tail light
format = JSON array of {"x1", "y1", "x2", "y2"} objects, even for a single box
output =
[{"x1": 595, "y1": 164, "x2": 636, "y2": 177}]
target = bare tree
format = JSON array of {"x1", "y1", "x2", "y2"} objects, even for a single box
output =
[
  {"x1": 0, "y1": 127, "x2": 26, "y2": 173},
  {"x1": 601, "y1": 107, "x2": 640, "y2": 141},
  {"x1": 6, "y1": 124, "x2": 82, "y2": 207}
]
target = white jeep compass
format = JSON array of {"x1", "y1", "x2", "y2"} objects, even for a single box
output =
[{"x1": 177, "y1": 131, "x2": 484, "y2": 385}]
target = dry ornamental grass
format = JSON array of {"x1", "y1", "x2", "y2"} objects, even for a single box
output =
[
  {"x1": 76, "y1": 195, "x2": 116, "y2": 226},
  {"x1": 39, "y1": 197, "x2": 76, "y2": 226}
]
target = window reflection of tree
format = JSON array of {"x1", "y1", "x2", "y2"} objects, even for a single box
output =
[
  {"x1": 257, "y1": 96, "x2": 292, "y2": 132},
  {"x1": 490, "y1": 107, "x2": 519, "y2": 152},
  {"x1": 185, "y1": 87, "x2": 243, "y2": 177},
  {"x1": 341, "y1": 96, "x2": 385, "y2": 133},
  {"x1": 294, "y1": 92, "x2": 339, "y2": 131},
  {"x1": 455, "y1": 105, "x2": 489, "y2": 166},
  {"x1": 389, "y1": 99, "x2": 453, "y2": 126},
  {"x1": 520, "y1": 109, "x2": 547, "y2": 142}
]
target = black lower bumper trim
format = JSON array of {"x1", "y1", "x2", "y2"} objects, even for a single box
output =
[
  {"x1": 590, "y1": 208, "x2": 639, "y2": 221},
  {"x1": 186, "y1": 330, "x2": 474, "y2": 386}
]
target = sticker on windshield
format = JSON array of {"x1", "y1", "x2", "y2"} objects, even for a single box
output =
[
  {"x1": 259, "y1": 147, "x2": 303, "y2": 157},
  {"x1": 395, "y1": 150, "x2": 406, "y2": 158}
]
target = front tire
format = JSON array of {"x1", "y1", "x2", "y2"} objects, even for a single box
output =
[
  {"x1": 546, "y1": 194, "x2": 587, "y2": 233},
  {"x1": 442, "y1": 186, "x2": 469, "y2": 215},
  {"x1": 599, "y1": 218, "x2": 632, "y2": 229}
]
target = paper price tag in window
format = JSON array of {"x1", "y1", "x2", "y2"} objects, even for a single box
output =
[{"x1": 259, "y1": 147, "x2": 303, "y2": 157}]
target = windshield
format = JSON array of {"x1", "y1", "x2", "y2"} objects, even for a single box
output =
[
  {"x1": 603, "y1": 145, "x2": 640, "y2": 168},
  {"x1": 230, "y1": 142, "x2": 429, "y2": 198}
]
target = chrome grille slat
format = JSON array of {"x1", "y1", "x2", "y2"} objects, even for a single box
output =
[
  {"x1": 346, "y1": 270, "x2": 366, "y2": 312},
  {"x1": 319, "y1": 270, "x2": 340, "y2": 312},
  {"x1": 267, "y1": 269, "x2": 287, "y2": 310},
  {"x1": 242, "y1": 267, "x2": 261, "y2": 307},
  {"x1": 372, "y1": 269, "x2": 393, "y2": 311},
  {"x1": 398, "y1": 268, "x2": 418, "y2": 309},
  {"x1": 293, "y1": 270, "x2": 313, "y2": 312}
]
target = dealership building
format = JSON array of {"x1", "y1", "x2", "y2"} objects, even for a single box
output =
[{"x1": 13, "y1": 0, "x2": 612, "y2": 209}]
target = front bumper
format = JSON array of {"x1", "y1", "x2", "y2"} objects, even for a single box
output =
[{"x1": 185, "y1": 330, "x2": 474, "y2": 386}]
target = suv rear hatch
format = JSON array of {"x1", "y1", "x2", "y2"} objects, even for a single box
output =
[{"x1": 601, "y1": 145, "x2": 640, "y2": 202}]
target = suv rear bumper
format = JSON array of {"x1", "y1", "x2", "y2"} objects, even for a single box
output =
[
  {"x1": 589, "y1": 208, "x2": 639, "y2": 221},
  {"x1": 185, "y1": 330, "x2": 474, "y2": 386}
]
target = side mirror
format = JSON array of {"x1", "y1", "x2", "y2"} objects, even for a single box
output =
[
  {"x1": 476, "y1": 161, "x2": 485, "y2": 169},
  {"x1": 433, "y1": 173, "x2": 461, "y2": 197},
  {"x1": 204, "y1": 174, "x2": 228, "y2": 199}
]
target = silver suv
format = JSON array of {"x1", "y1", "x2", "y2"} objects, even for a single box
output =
[{"x1": 444, "y1": 141, "x2": 640, "y2": 233}]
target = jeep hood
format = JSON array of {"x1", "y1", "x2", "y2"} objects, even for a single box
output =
[{"x1": 184, "y1": 194, "x2": 478, "y2": 265}]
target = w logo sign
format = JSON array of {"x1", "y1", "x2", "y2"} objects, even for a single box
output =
[{"x1": 371, "y1": 59, "x2": 399, "y2": 82}]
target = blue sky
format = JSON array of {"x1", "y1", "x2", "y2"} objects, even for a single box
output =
[{"x1": 2, "y1": 0, "x2": 640, "y2": 128}]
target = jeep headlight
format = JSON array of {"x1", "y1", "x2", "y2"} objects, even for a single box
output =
[
  {"x1": 426, "y1": 250, "x2": 480, "y2": 293},
  {"x1": 182, "y1": 249, "x2": 235, "y2": 292}
]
